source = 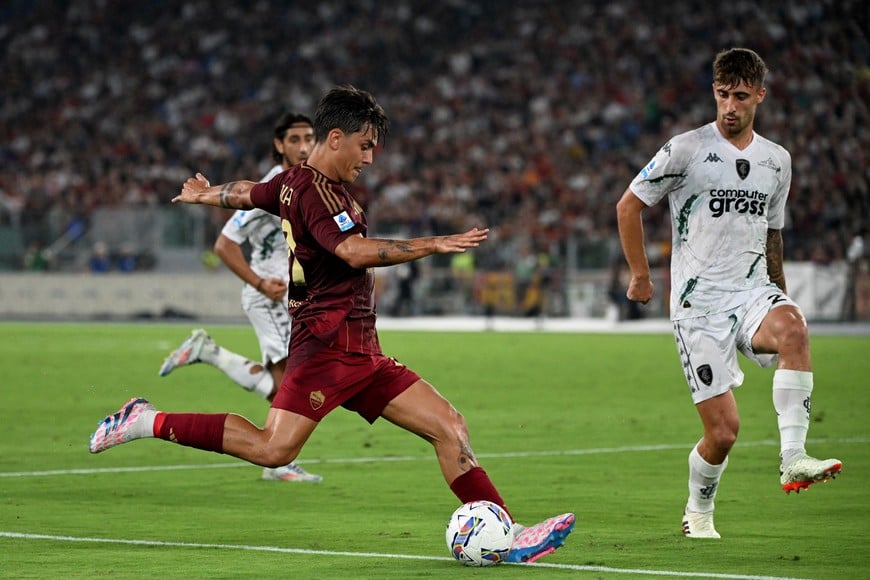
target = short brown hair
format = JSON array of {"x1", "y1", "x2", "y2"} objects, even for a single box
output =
[{"x1": 713, "y1": 48, "x2": 768, "y2": 90}]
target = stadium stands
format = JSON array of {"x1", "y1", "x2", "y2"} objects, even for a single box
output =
[{"x1": 0, "y1": 0, "x2": 866, "y2": 274}]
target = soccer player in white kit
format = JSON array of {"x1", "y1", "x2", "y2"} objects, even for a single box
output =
[
  {"x1": 159, "y1": 113, "x2": 321, "y2": 482},
  {"x1": 616, "y1": 48, "x2": 842, "y2": 538}
]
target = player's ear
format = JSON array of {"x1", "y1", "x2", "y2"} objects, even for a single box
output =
[
  {"x1": 756, "y1": 86, "x2": 766, "y2": 103},
  {"x1": 273, "y1": 137, "x2": 284, "y2": 155},
  {"x1": 328, "y1": 129, "x2": 344, "y2": 151}
]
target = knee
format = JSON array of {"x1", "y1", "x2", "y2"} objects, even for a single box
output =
[
  {"x1": 772, "y1": 309, "x2": 810, "y2": 352},
  {"x1": 779, "y1": 319, "x2": 810, "y2": 352},
  {"x1": 258, "y1": 443, "x2": 300, "y2": 468},
  {"x1": 449, "y1": 407, "x2": 469, "y2": 439},
  {"x1": 707, "y1": 422, "x2": 739, "y2": 454},
  {"x1": 432, "y1": 406, "x2": 470, "y2": 447}
]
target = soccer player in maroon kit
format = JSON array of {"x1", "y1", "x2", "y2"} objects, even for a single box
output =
[{"x1": 89, "y1": 85, "x2": 574, "y2": 563}]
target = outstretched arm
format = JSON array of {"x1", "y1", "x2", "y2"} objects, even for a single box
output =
[
  {"x1": 172, "y1": 173, "x2": 257, "y2": 210},
  {"x1": 334, "y1": 228, "x2": 489, "y2": 270},
  {"x1": 616, "y1": 187, "x2": 653, "y2": 304},
  {"x1": 766, "y1": 229, "x2": 787, "y2": 294}
]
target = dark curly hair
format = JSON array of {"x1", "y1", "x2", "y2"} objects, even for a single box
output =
[{"x1": 272, "y1": 112, "x2": 313, "y2": 163}]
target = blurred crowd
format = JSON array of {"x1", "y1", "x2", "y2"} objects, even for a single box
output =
[{"x1": 1, "y1": 0, "x2": 867, "y2": 273}]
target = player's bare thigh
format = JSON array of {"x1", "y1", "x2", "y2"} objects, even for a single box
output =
[
  {"x1": 380, "y1": 379, "x2": 467, "y2": 445},
  {"x1": 750, "y1": 304, "x2": 810, "y2": 369}
]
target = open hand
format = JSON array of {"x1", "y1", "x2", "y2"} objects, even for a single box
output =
[
  {"x1": 172, "y1": 173, "x2": 210, "y2": 204},
  {"x1": 435, "y1": 227, "x2": 489, "y2": 253}
]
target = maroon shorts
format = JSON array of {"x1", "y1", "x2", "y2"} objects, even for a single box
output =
[{"x1": 272, "y1": 348, "x2": 421, "y2": 423}]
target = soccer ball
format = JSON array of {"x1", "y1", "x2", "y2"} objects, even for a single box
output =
[{"x1": 445, "y1": 500, "x2": 514, "y2": 566}]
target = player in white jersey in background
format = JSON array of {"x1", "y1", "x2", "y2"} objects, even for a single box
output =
[
  {"x1": 616, "y1": 48, "x2": 841, "y2": 538},
  {"x1": 159, "y1": 112, "x2": 321, "y2": 482}
]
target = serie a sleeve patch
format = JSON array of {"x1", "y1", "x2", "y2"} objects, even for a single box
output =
[{"x1": 333, "y1": 210, "x2": 355, "y2": 232}]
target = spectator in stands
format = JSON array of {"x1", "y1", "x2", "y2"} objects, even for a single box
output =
[
  {"x1": 116, "y1": 242, "x2": 138, "y2": 272},
  {"x1": 87, "y1": 241, "x2": 111, "y2": 273}
]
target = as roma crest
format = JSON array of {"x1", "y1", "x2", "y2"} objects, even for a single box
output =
[
  {"x1": 736, "y1": 159, "x2": 750, "y2": 180},
  {"x1": 309, "y1": 390, "x2": 325, "y2": 411}
]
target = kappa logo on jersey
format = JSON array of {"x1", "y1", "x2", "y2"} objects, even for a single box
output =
[
  {"x1": 736, "y1": 158, "x2": 750, "y2": 179},
  {"x1": 333, "y1": 210, "x2": 355, "y2": 232},
  {"x1": 704, "y1": 152, "x2": 723, "y2": 163},
  {"x1": 696, "y1": 364, "x2": 713, "y2": 386},
  {"x1": 708, "y1": 188, "x2": 768, "y2": 218},
  {"x1": 663, "y1": 142, "x2": 672, "y2": 156},
  {"x1": 758, "y1": 157, "x2": 781, "y2": 173},
  {"x1": 640, "y1": 159, "x2": 656, "y2": 179}
]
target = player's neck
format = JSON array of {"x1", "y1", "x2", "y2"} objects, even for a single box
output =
[
  {"x1": 305, "y1": 148, "x2": 341, "y2": 182},
  {"x1": 715, "y1": 121, "x2": 754, "y2": 150}
]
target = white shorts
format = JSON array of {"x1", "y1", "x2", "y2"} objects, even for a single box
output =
[
  {"x1": 673, "y1": 285, "x2": 798, "y2": 404},
  {"x1": 242, "y1": 297, "x2": 291, "y2": 366}
]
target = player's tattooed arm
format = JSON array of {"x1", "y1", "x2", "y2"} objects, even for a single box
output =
[
  {"x1": 175, "y1": 173, "x2": 256, "y2": 209},
  {"x1": 766, "y1": 229, "x2": 787, "y2": 294},
  {"x1": 218, "y1": 182, "x2": 236, "y2": 208},
  {"x1": 335, "y1": 228, "x2": 488, "y2": 270},
  {"x1": 376, "y1": 241, "x2": 415, "y2": 263},
  {"x1": 217, "y1": 181, "x2": 256, "y2": 210}
]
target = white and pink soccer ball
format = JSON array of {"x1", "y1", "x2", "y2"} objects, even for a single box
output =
[{"x1": 445, "y1": 500, "x2": 514, "y2": 566}]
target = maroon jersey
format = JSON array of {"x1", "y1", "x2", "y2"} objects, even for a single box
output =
[{"x1": 250, "y1": 162, "x2": 381, "y2": 361}]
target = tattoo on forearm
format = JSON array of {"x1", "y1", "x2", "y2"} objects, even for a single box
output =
[
  {"x1": 766, "y1": 230, "x2": 787, "y2": 292},
  {"x1": 219, "y1": 182, "x2": 236, "y2": 208},
  {"x1": 377, "y1": 241, "x2": 415, "y2": 263}
]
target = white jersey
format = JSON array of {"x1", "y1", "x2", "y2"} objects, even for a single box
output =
[
  {"x1": 630, "y1": 122, "x2": 792, "y2": 320},
  {"x1": 220, "y1": 164, "x2": 288, "y2": 306}
]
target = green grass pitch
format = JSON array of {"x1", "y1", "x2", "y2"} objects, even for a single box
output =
[{"x1": 0, "y1": 322, "x2": 867, "y2": 578}]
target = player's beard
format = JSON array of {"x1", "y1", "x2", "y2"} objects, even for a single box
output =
[{"x1": 720, "y1": 110, "x2": 753, "y2": 137}]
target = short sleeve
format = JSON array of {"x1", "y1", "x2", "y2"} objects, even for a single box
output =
[{"x1": 629, "y1": 133, "x2": 695, "y2": 206}]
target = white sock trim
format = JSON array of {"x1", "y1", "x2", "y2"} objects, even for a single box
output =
[
  {"x1": 773, "y1": 369, "x2": 813, "y2": 391},
  {"x1": 134, "y1": 410, "x2": 157, "y2": 439},
  {"x1": 689, "y1": 445, "x2": 728, "y2": 477}
]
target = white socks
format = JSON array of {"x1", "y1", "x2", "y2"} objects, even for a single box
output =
[
  {"x1": 131, "y1": 409, "x2": 156, "y2": 440},
  {"x1": 773, "y1": 369, "x2": 813, "y2": 465},
  {"x1": 199, "y1": 345, "x2": 274, "y2": 400},
  {"x1": 687, "y1": 444, "x2": 728, "y2": 513},
  {"x1": 685, "y1": 370, "x2": 814, "y2": 513}
]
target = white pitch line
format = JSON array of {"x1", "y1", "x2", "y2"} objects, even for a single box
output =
[
  {"x1": 0, "y1": 532, "x2": 810, "y2": 580},
  {"x1": 1, "y1": 437, "x2": 865, "y2": 478}
]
